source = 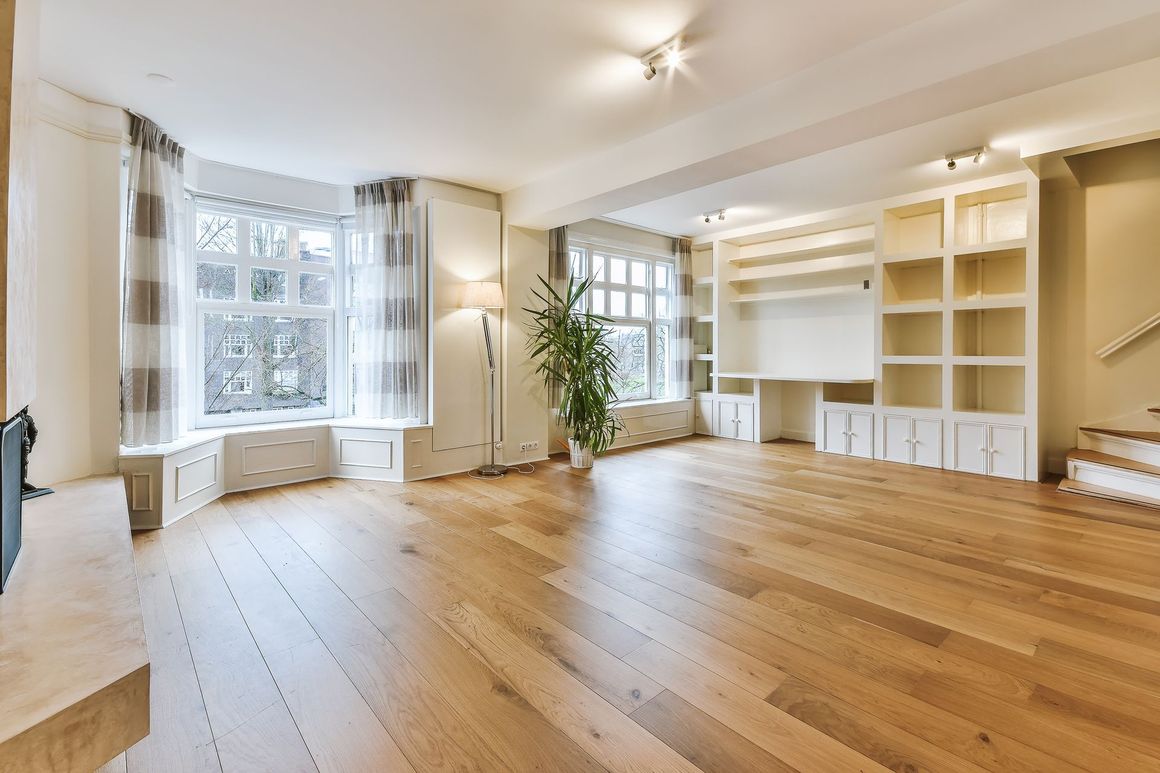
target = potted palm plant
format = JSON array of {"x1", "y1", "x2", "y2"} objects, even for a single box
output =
[{"x1": 525, "y1": 275, "x2": 625, "y2": 468}]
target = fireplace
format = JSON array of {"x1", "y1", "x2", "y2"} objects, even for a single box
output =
[{"x1": 0, "y1": 414, "x2": 23, "y2": 592}]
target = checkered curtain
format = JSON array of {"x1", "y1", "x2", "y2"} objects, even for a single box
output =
[
  {"x1": 120, "y1": 115, "x2": 186, "y2": 447},
  {"x1": 352, "y1": 179, "x2": 420, "y2": 419},
  {"x1": 673, "y1": 237, "x2": 694, "y2": 399}
]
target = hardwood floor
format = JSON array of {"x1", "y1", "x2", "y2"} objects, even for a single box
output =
[{"x1": 107, "y1": 436, "x2": 1160, "y2": 772}]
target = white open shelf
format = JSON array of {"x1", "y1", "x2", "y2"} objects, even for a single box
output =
[
  {"x1": 882, "y1": 257, "x2": 943, "y2": 306},
  {"x1": 731, "y1": 251, "x2": 874, "y2": 283},
  {"x1": 953, "y1": 364, "x2": 1025, "y2": 414},
  {"x1": 882, "y1": 311, "x2": 942, "y2": 356},
  {"x1": 954, "y1": 183, "x2": 1028, "y2": 247},
  {"x1": 953, "y1": 306, "x2": 1025, "y2": 357},
  {"x1": 730, "y1": 283, "x2": 870, "y2": 304},
  {"x1": 882, "y1": 363, "x2": 942, "y2": 409},
  {"x1": 884, "y1": 199, "x2": 943, "y2": 256},
  {"x1": 728, "y1": 224, "x2": 875, "y2": 265},
  {"x1": 953, "y1": 247, "x2": 1026, "y2": 302},
  {"x1": 822, "y1": 381, "x2": 874, "y2": 405}
]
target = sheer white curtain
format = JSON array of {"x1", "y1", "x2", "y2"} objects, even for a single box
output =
[
  {"x1": 121, "y1": 114, "x2": 187, "y2": 446},
  {"x1": 351, "y1": 179, "x2": 420, "y2": 419}
]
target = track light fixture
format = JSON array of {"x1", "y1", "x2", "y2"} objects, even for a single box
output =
[
  {"x1": 944, "y1": 146, "x2": 986, "y2": 171},
  {"x1": 642, "y1": 36, "x2": 684, "y2": 80},
  {"x1": 702, "y1": 209, "x2": 725, "y2": 224}
]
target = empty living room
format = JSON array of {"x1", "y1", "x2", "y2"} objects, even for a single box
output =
[{"x1": 3, "y1": 1, "x2": 1160, "y2": 771}]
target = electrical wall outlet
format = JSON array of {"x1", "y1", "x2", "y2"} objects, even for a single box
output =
[{"x1": 519, "y1": 441, "x2": 541, "y2": 452}]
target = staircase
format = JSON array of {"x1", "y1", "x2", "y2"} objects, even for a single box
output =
[{"x1": 1059, "y1": 415, "x2": 1160, "y2": 509}]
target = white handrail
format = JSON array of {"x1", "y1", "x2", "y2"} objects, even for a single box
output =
[{"x1": 1096, "y1": 311, "x2": 1160, "y2": 358}]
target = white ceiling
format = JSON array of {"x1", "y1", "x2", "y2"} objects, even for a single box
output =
[
  {"x1": 40, "y1": 0, "x2": 961, "y2": 191},
  {"x1": 605, "y1": 56, "x2": 1160, "y2": 237}
]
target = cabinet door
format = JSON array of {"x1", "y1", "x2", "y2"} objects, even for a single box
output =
[
  {"x1": 882, "y1": 415, "x2": 911, "y2": 464},
  {"x1": 987, "y1": 424, "x2": 1025, "y2": 480},
  {"x1": 694, "y1": 398, "x2": 714, "y2": 435},
  {"x1": 822, "y1": 410, "x2": 848, "y2": 455},
  {"x1": 953, "y1": 422, "x2": 987, "y2": 475},
  {"x1": 715, "y1": 401, "x2": 736, "y2": 439},
  {"x1": 847, "y1": 412, "x2": 873, "y2": 459},
  {"x1": 735, "y1": 402, "x2": 755, "y2": 443},
  {"x1": 911, "y1": 418, "x2": 942, "y2": 468}
]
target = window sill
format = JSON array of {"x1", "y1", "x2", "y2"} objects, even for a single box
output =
[
  {"x1": 614, "y1": 397, "x2": 693, "y2": 409},
  {"x1": 119, "y1": 416, "x2": 429, "y2": 458}
]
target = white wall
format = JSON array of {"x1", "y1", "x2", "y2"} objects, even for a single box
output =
[{"x1": 30, "y1": 82, "x2": 125, "y2": 485}]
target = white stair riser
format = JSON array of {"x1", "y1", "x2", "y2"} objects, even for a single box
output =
[
  {"x1": 1077, "y1": 431, "x2": 1160, "y2": 467},
  {"x1": 1067, "y1": 461, "x2": 1160, "y2": 502}
]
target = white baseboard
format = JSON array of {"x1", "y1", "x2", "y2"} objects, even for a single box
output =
[{"x1": 780, "y1": 429, "x2": 815, "y2": 442}]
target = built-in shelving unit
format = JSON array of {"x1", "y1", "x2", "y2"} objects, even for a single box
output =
[{"x1": 690, "y1": 170, "x2": 1039, "y2": 480}]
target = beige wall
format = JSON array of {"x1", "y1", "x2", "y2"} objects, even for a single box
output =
[
  {"x1": 30, "y1": 83, "x2": 124, "y2": 485},
  {"x1": 1041, "y1": 139, "x2": 1160, "y2": 470}
]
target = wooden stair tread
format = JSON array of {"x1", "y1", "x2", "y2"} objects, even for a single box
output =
[
  {"x1": 1057, "y1": 478, "x2": 1160, "y2": 510},
  {"x1": 1078, "y1": 426, "x2": 1160, "y2": 444},
  {"x1": 1066, "y1": 448, "x2": 1160, "y2": 477}
]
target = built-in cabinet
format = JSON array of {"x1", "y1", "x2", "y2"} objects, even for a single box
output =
[
  {"x1": 822, "y1": 409, "x2": 873, "y2": 458},
  {"x1": 952, "y1": 421, "x2": 1024, "y2": 479},
  {"x1": 716, "y1": 399, "x2": 755, "y2": 442},
  {"x1": 882, "y1": 414, "x2": 942, "y2": 468}
]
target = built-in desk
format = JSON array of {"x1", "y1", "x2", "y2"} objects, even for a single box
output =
[{"x1": 0, "y1": 477, "x2": 150, "y2": 772}]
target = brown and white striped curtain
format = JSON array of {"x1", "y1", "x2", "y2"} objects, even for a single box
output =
[
  {"x1": 120, "y1": 115, "x2": 186, "y2": 447},
  {"x1": 673, "y1": 237, "x2": 694, "y2": 399},
  {"x1": 546, "y1": 226, "x2": 569, "y2": 407},
  {"x1": 351, "y1": 179, "x2": 420, "y2": 419}
]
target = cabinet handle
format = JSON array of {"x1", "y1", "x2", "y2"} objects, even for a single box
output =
[
  {"x1": 979, "y1": 447, "x2": 987, "y2": 452},
  {"x1": 903, "y1": 438, "x2": 911, "y2": 443}
]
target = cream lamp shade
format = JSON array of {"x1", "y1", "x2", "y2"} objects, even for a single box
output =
[{"x1": 462, "y1": 281, "x2": 506, "y2": 309}]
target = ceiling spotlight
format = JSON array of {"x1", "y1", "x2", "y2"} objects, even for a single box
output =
[
  {"x1": 641, "y1": 36, "x2": 685, "y2": 80},
  {"x1": 702, "y1": 209, "x2": 725, "y2": 224},
  {"x1": 944, "y1": 146, "x2": 986, "y2": 171}
]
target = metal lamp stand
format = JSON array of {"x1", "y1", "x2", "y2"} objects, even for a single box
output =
[{"x1": 473, "y1": 308, "x2": 506, "y2": 478}]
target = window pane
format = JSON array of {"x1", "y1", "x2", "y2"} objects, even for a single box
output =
[
  {"x1": 591, "y1": 290, "x2": 605, "y2": 315},
  {"x1": 297, "y1": 228, "x2": 333, "y2": 264},
  {"x1": 203, "y1": 313, "x2": 327, "y2": 415},
  {"x1": 631, "y1": 260, "x2": 648, "y2": 288},
  {"x1": 655, "y1": 263, "x2": 670, "y2": 290},
  {"x1": 197, "y1": 214, "x2": 237, "y2": 253},
  {"x1": 630, "y1": 292, "x2": 647, "y2": 318},
  {"x1": 251, "y1": 221, "x2": 288, "y2": 259},
  {"x1": 196, "y1": 262, "x2": 237, "y2": 300},
  {"x1": 251, "y1": 268, "x2": 287, "y2": 303},
  {"x1": 299, "y1": 272, "x2": 332, "y2": 306},
  {"x1": 610, "y1": 290, "x2": 626, "y2": 317},
  {"x1": 592, "y1": 254, "x2": 606, "y2": 282},
  {"x1": 606, "y1": 325, "x2": 648, "y2": 399},
  {"x1": 656, "y1": 295, "x2": 670, "y2": 319},
  {"x1": 569, "y1": 248, "x2": 586, "y2": 279},
  {"x1": 655, "y1": 324, "x2": 670, "y2": 399},
  {"x1": 610, "y1": 257, "x2": 627, "y2": 285}
]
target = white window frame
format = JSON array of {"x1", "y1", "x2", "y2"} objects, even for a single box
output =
[
  {"x1": 568, "y1": 237, "x2": 675, "y2": 402},
  {"x1": 190, "y1": 198, "x2": 341, "y2": 428},
  {"x1": 222, "y1": 370, "x2": 253, "y2": 395}
]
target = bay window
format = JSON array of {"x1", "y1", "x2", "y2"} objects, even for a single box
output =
[
  {"x1": 192, "y1": 202, "x2": 337, "y2": 425},
  {"x1": 568, "y1": 240, "x2": 675, "y2": 401}
]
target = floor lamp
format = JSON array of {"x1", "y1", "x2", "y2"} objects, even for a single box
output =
[{"x1": 462, "y1": 281, "x2": 506, "y2": 478}]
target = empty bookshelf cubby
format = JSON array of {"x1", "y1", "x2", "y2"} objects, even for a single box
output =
[
  {"x1": 693, "y1": 283, "x2": 714, "y2": 317},
  {"x1": 882, "y1": 364, "x2": 942, "y2": 409},
  {"x1": 953, "y1": 307, "x2": 1025, "y2": 356},
  {"x1": 882, "y1": 257, "x2": 943, "y2": 306},
  {"x1": 883, "y1": 199, "x2": 943, "y2": 256},
  {"x1": 822, "y1": 381, "x2": 874, "y2": 405},
  {"x1": 883, "y1": 311, "x2": 942, "y2": 356},
  {"x1": 953, "y1": 365, "x2": 1025, "y2": 414},
  {"x1": 954, "y1": 183, "x2": 1027, "y2": 247},
  {"x1": 953, "y1": 248, "x2": 1026, "y2": 302}
]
